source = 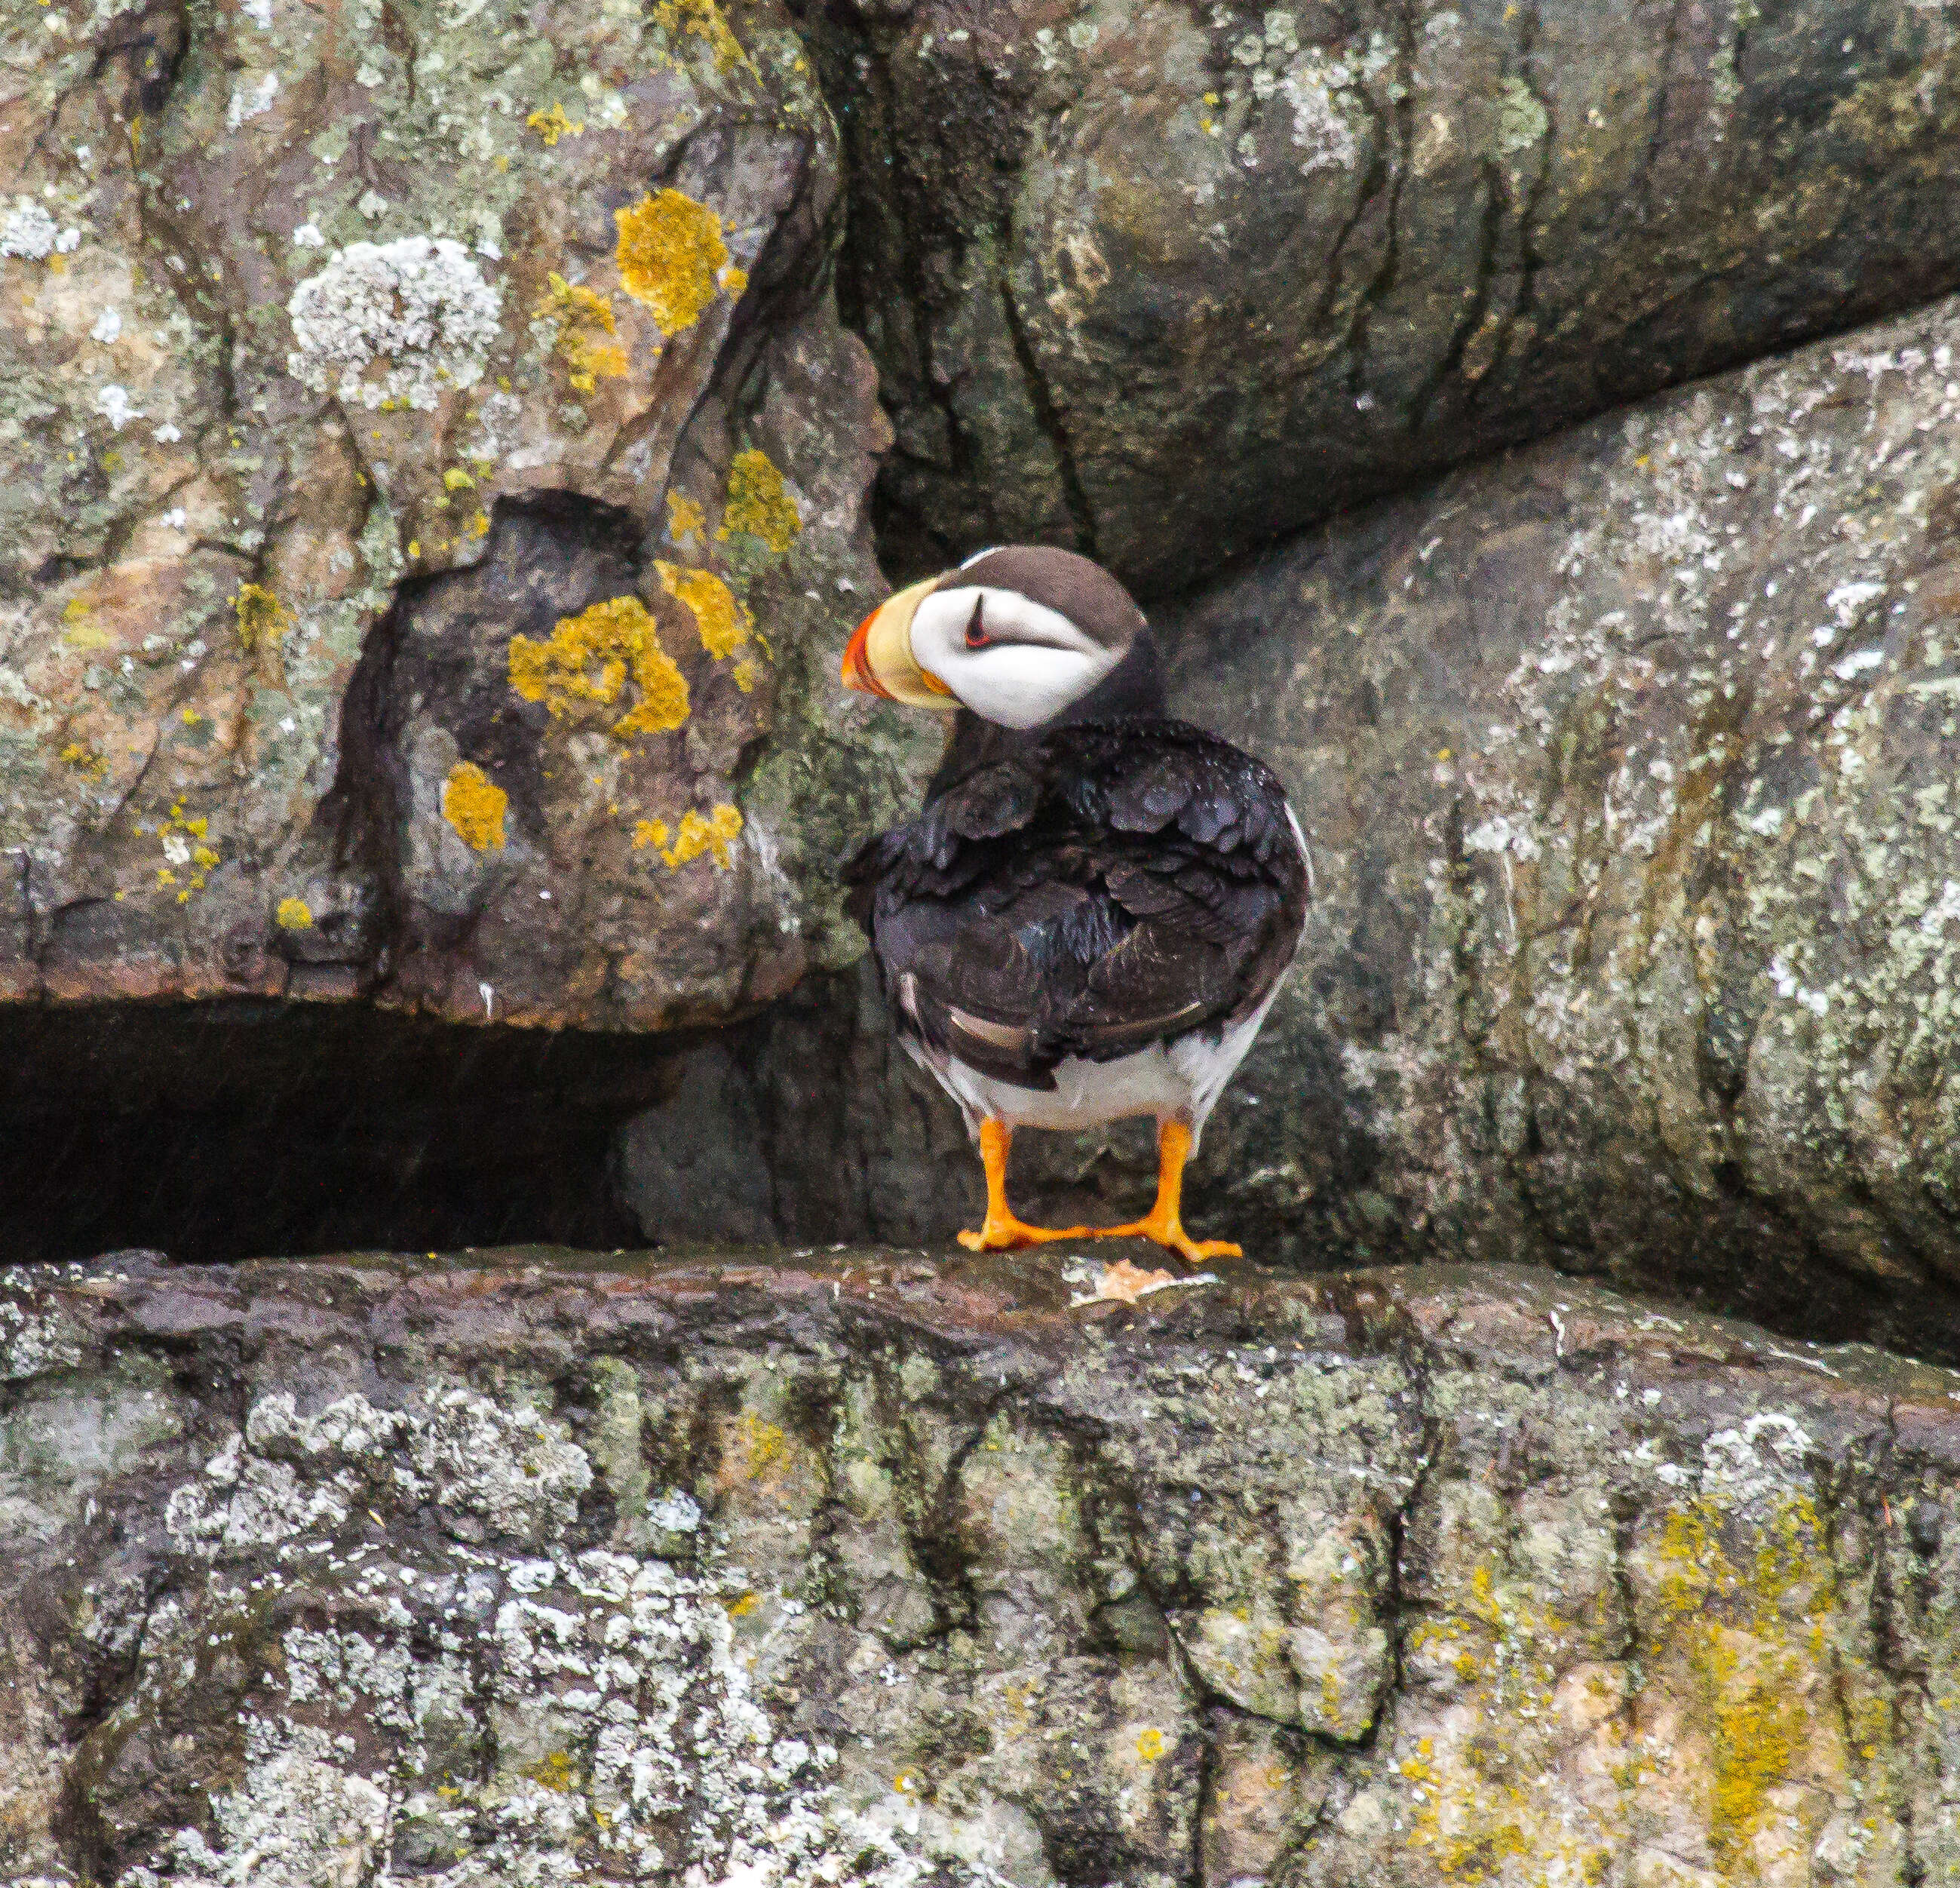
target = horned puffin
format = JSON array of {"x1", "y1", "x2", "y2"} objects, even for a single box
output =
[{"x1": 841, "y1": 546, "x2": 1308, "y2": 1263}]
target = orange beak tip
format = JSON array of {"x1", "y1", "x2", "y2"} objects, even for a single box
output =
[{"x1": 841, "y1": 615, "x2": 888, "y2": 698}]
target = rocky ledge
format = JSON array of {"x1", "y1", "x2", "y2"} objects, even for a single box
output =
[{"x1": 1, "y1": 1250, "x2": 1955, "y2": 1886}]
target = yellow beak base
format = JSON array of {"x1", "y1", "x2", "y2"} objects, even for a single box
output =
[{"x1": 842, "y1": 576, "x2": 959, "y2": 711}]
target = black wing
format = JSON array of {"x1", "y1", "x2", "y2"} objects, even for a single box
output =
[{"x1": 843, "y1": 720, "x2": 1308, "y2": 1088}]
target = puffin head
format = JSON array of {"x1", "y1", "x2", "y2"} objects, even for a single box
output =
[{"x1": 842, "y1": 545, "x2": 1155, "y2": 731}]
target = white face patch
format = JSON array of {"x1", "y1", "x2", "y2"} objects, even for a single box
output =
[{"x1": 909, "y1": 585, "x2": 1122, "y2": 730}]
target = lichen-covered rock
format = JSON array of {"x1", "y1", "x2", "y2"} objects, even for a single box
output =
[
  {"x1": 0, "y1": 1251, "x2": 1957, "y2": 1886},
  {"x1": 1150, "y1": 289, "x2": 1960, "y2": 1358},
  {"x1": 0, "y1": 0, "x2": 926, "y2": 1025},
  {"x1": 802, "y1": 0, "x2": 1960, "y2": 594}
]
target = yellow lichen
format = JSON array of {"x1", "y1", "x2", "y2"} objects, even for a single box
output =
[
  {"x1": 614, "y1": 190, "x2": 729, "y2": 336},
  {"x1": 632, "y1": 803, "x2": 743, "y2": 869},
  {"x1": 443, "y1": 467, "x2": 476, "y2": 491},
  {"x1": 441, "y1": 762, "x2": 508, "y2": 852},
  {"x1": 59, "y1": 741, "x2": 108, "y2": 779},
  {"x1": 666, "y1": 490, "x2": 706, "y2": 545},
  {"x1": 541, "y1": 273, "x2": 628, "y2": 392},
  {"x1": 275, "y1": 897, "x2": 314, "y2": 931},
  {"x1": 1391, "y1": 1554, "x2": 1629, "y2": 1888},
  {"x1": 716, "y1": 448, "x2": 800, "y2": 553},
  {"x1": 652, "y1": 0, "x2": 750, "y2": 72},
  {"x1": 146, "y1": 801, "x2": 219, "y2": 897},
  {"x1": 62, "y1": 597, "x2": 112, "y2": 652},
  {"x1": 1649, "y1": 1494, "x2": 1835, "y2": 1874},
  {"x1": 508, "y1": 596, "x2": 689, "y2": 742},
  {"x1": 1135, "y1": 1728, "x2": 1166, "y2": 1763},
  {"x1": 525, "y1": 102, "x2": 584, "y2": 146},
  {"x1": 655, "y1": 560, "x2": 752, "y2": 661},
  {"x1": 523, "y1": 1751, "x2": 577, "y2": 1793},
  {"x1": 729, "y1": 1410, "x2": 786, "y2": 1476},
  {"x1": 730, "y1": 658, "x2": 759, "y2": 694},
  {"x1": 234, "y1": 582, "x2": 287, "y2": 653}
]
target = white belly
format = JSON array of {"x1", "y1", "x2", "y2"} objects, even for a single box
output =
[{"x1": 905, "y1": 986, "x2": 1281, "y2": 1147}]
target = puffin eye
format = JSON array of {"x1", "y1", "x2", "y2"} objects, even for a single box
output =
[{"x1": 965, "y1": 597, "x2": 990, "y2": 649}]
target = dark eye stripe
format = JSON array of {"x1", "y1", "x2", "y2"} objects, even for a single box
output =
[{"x1": 965, "y1": 596, "x2": 989, "y2": 649}]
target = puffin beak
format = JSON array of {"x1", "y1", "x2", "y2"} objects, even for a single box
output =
[
  {"x1": 841, "y1": 576, "x2": 959, "y2": 711},
  {"x1": 841, "y1": 612, "x2": 890, "y2": 698}
]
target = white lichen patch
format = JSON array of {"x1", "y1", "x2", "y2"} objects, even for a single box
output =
[
  {"x1": 226, "y1": 70, "x2": 281, "y2": 130},
  {"x1": 1281, "y1": 63, "x2": 1358, "y2": 173},
  {"x1": 287, "y1": 237, "x2": 502, "y2": 411},
  {"x1": 1495, "y1": 75, "x2": 1549, "y2": 155},
  {"x1": 130, "y1": 1383, "x2": 1004, "y2": 1888},
  {"x1": 1696, "y1": 1411, "x2": 1817, "y2": 1507},
  {"x1": 96, "y1": 384, "x2": 143, "y2": 430},
  {"x1": 0, "y1": 200, "x2": 60, "y2": 260},
  {"x1": 0, "y1": 1288, "x2": 84, "y2": 1382},
  {"x1": 167, "y1": 1388, "x2": 592, "y2": 1556},
  {"x1": 144, "y1": 1721, "x2": 393, "y2": 1888}
]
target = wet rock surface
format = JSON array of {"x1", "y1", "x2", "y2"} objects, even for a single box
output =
[
  {"x1": 0, "y1": 1251, "x2": 1956, "y2": 1886},
  {"x1": 0, "y1": 0, "x2": 924, "y2": 1026},
  {"x1": 804, "y1": 0, "x2": 1960, "y2": 595}
]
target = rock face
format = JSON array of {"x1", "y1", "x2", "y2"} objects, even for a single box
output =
[
  {"x1": 1152, "y1": 288, "x2": 1960, "y2": 1359},
  {"x1": 2, "y1": 1252, "x2": 1958, "y2": 1888},
  {"x1": 0, "y1": 0, "x2": 926, "y2": 1027},
  {"x1": 804, "y1": 0, "x2": 1960, "y2": 593}
]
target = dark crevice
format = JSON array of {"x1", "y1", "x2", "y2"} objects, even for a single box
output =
[
  {"x1": 999, "y1": 278, "x2": 1100, "y2": 561},
  {"x1": 815, "y1": 20, "x2": 987, "y2": 561},
  {"x1": 0, "y1": 1001, "x2": 669, "y2": 1263},
  {"x1": 1310, "y1": 142, "x2": 1392, "y2": 341},
  {"x1": 1189, "y1": 1714, "x2": 1221, "y2": 1888},
  {"x1": 1493, "y1": 1, "x2": 1556, "y2": 395},
  {"x1": 909, "y1": 1383, "x2": 1013, "y2": 1634},
  {"x1": 1342, "y1": 0, "x2": 1419, "y2": 394},
  {"x1": 1406, "y1": 159, "x2": 1506, "y2": 436},
  {"x1": 1636, "y1": 0, "x2": 1685, "y2": 221},
  {"x1": 36, "y1": 0, "x2": 188, "y2": 155},
  {"x1": 1379, "y1": 1410, "x2": 1441, "y2": 1744}
]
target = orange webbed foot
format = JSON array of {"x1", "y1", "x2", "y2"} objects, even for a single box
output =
[
  {"x1": 1082, "y1": 1119, "x2": 1240, "y2": 1266},
  {"x1": 959, "y1": 1119, "x2": 1092, "y2": 1251},
  {"x1": 1086, "y1": 1217, "x2": 1241, "y2": 1266},
  {"x1": 957, "y1": 1214, "x2": 1095, "y2": 1252}
]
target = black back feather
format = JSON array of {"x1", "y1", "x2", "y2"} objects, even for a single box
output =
[{"x1": 843, "y1": 718, "x2": 1308, "y2": 1091}]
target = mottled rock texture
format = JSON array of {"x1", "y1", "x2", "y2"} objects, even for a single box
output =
[
  {"x1": 624, "y1": 291, "x2": 1960, "y2": 1363},
  {"x1": 0, "y1": 0, "x2": 928, "y2": 1027},
  {"x1": 1159, "y1": 289, "x2": 1960, "y2": 1359},
  {"x1": 2, "y1": 1252, "x2": 1958, "y2": 1887},
  {"x1": 802, "y1": 0, "x2": 1960, "y2": 594}
]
